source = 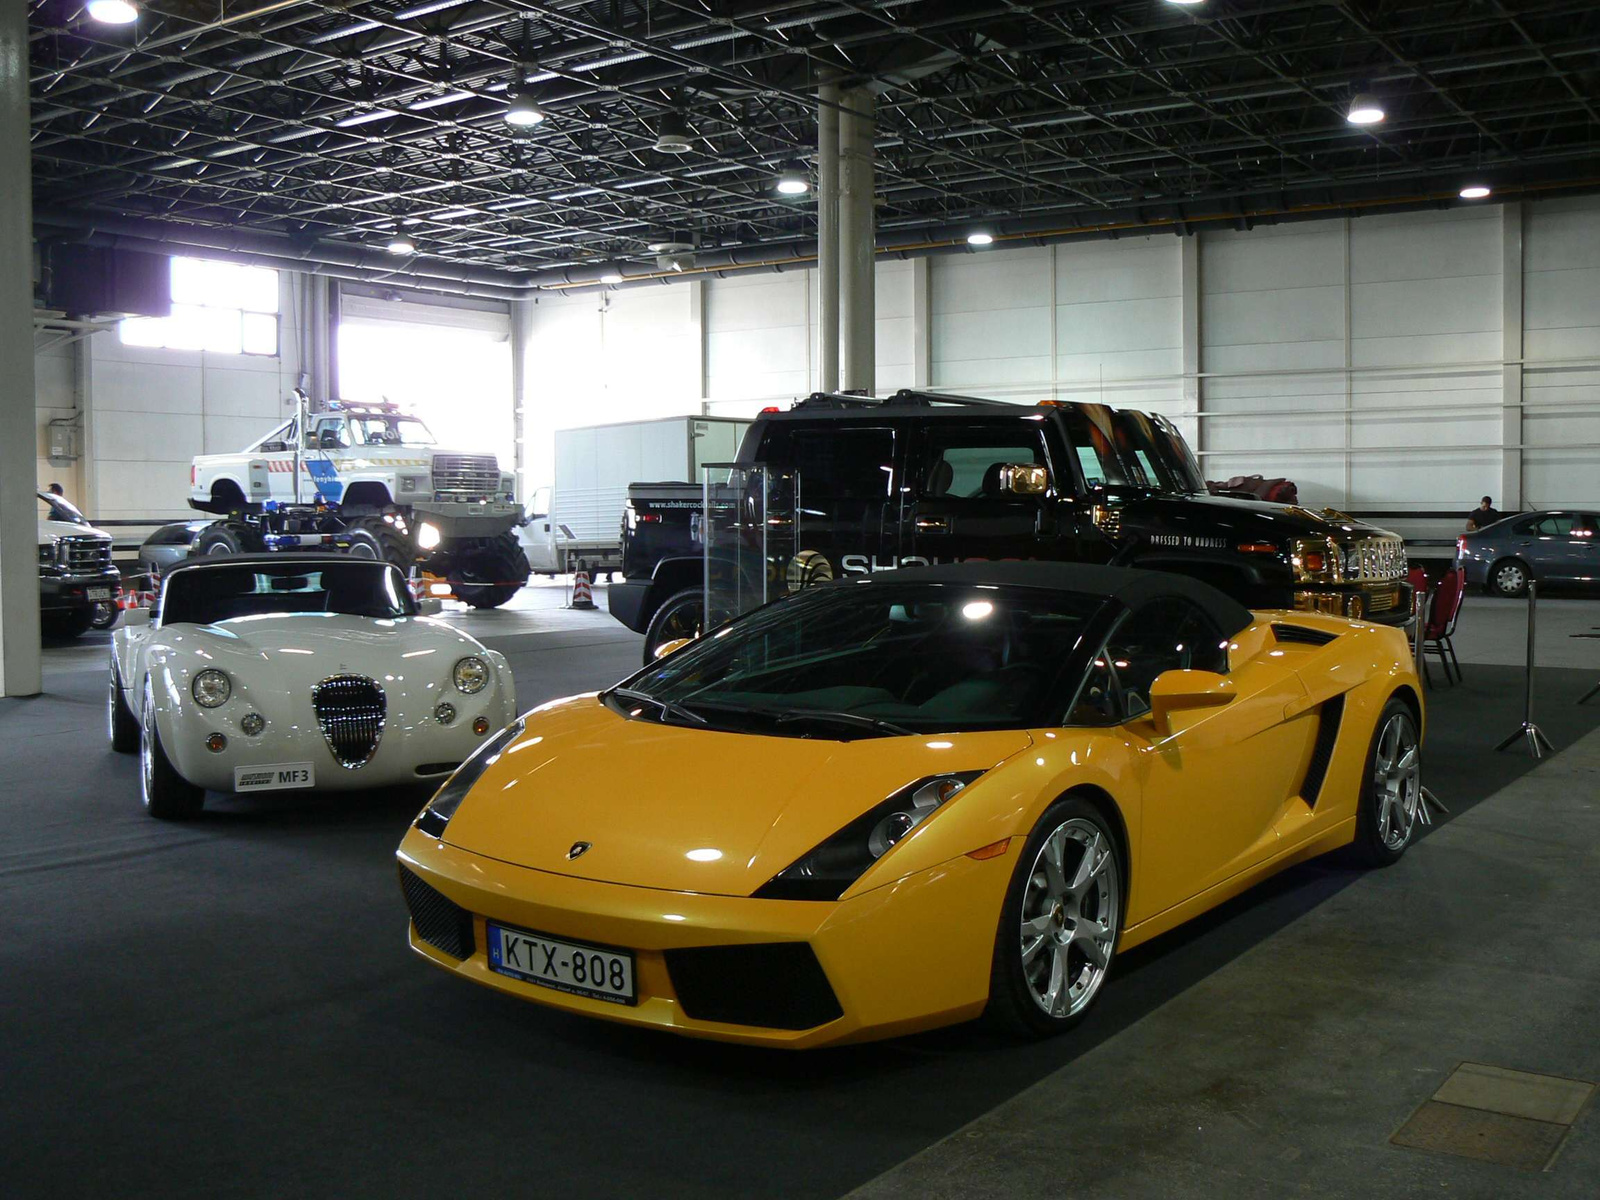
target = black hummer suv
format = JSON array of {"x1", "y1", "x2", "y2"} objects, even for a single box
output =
[{"x1": 610, "y1": 391, "x2": 1411, "y2": 661}]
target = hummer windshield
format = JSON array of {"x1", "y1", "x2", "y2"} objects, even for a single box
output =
[{"x1": 1111, "y1": 410, "x2": 1205, "y2": 493}]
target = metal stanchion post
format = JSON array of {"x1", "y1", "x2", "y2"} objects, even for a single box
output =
[
  {"x1": 1495, "y1": 579, "x2": 1555, "y2": 757},
  {"x1": 1411, "y1": 585, "x2": 1446, "y2": 823}
]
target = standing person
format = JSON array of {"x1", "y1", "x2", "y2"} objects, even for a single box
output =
[
  {"x1": 1465, "y1": 495, "x2": 1500, "y2": 531},
  {"x1": 47, "y1": 481, "x2": 65, "y2": 497}
]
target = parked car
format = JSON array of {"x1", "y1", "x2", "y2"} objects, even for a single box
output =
[
  {"x1": 37, "y1": 490, "x2": 121, "y2": 639},
  {"x1": 614, "y1": 390, "x2": 1412, "y2": 661},
  {"x1": 398, "y1": 562, "x2": 1424, "y2": 1047},
  {"x1": 1457, "y1": 510, "x2": 1600, "y2": 597},
  {"x1": 108, "y1": 555, "x2": 515, "y2": 819},
  {"x1": 138, "y1": 519, "x2": 213, "y2": 576}
]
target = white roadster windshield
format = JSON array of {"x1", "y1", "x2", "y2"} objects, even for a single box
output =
[
  {"x1": 622, "y1": 583, "x2": 1103, "y2": 735},
  {"x1": 161, "y1": 562, "x2": 416, "y2": 625}
]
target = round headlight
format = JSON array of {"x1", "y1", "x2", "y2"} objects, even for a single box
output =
[
  {"x1": 192, "y1": 669, "x2": 232, "y2": 708},
  {"x1": 452, "y1": 656, "x2": 489, "y2": 695}
]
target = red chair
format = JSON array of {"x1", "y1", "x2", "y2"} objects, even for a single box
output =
[{"x1": 1421, "y1": 567, "x2": 1465, "y2": 686}]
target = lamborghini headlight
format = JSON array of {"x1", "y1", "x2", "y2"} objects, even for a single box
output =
[
  {"x1": 754, "y1": 772, "x2": 985, "y2": 901},
  {"x1": 191, "y1": 669, "x2": 232, "y2": 708},
  {"x1": 413, "y1": 717, "x2": 525, "y2": 838},
  {"x1": 452, "y1": 655, "x2": 489, "y2": 694}
]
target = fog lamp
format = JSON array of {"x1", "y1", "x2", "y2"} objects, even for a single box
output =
[
  {"x1": 472, "y1": 716, "x2": 490, "y2": 735},
  {"x1": 240, "y1": 712, "x2": 265, "y2": 736},
  {"x1": 417, "y1": 522, "x2": 442, "y2": 550},
  {"x1": 205, "y1": 732, "x2": 227, "y2": 753},
  {"x1": 435, "y1": 702, "x2": 457, "y2": 725}
]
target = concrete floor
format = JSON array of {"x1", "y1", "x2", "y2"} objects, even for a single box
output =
[{"x1": 4, "y1": 579, "x2": 1599, "y2": 1199}]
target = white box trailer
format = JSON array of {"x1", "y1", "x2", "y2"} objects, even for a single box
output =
[{"x1": 521, "y1": 415, "x2": 750, "y2": 575}]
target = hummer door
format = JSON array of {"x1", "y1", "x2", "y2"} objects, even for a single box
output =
[
  {"x1": 769, "y1": 424, "x2": 900, "y2": 581},
  {"x1": 908, "y1": 420, "x2": 1057, "y2": 566}
]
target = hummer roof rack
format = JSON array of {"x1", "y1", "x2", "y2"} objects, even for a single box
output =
[{"x1": 788, "y1": 388, "x2": 1020, "y2": 412}]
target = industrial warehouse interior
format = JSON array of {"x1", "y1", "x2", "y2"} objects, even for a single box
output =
[{"x1": 4, "y1": 2, "x2": 1600, "y2": 1198}]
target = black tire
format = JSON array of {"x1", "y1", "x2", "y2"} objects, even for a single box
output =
[
  {"x1": 195, "y1": 524, "x2": 251, "y2": 557},
  {"x1": 642, "y1": 587, "x2": 711, "y2": 663},
  {"x1": 985, "y1": 795, "x2": 1124, "y2": 1038},
  {"x1": 90, "y1": 601, "x2": 119, "y2": 630},
  {"x1": 446, "y1": 533, "x2": 529, "y2": 609},
  {"x1": 1350, "y1": 696, "x2": 1423, "y2": 868},
  {"x1": 108, "y1": 659, "x2": 139, "y2": 753},
  {"x1": 1489, "y1": 558, "x2": 1530, "y2": 598},
  {"x1": 42, "y1": 607, "x2": 95, "y2": 639},
  {"x1": 345, "y1": 519, "x2": 415, "y2": 572},
  {"x1": 139, "y1": 680, "x2": 205, "y2": 819}
]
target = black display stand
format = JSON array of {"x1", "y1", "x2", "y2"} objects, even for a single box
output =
[
  {"x1": 1411, "y1": 586, "x2": 1447, "y2": 821},
  {"x1": 1575, "y1": 630, "x2": 1600, "y2": 705},
  {"x1": 1495, "y1": 580, "x2": 1555, "y2": 757}
]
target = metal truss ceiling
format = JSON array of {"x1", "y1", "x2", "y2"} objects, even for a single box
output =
[{"x1": 27, "y1": 0, "x2": 1600, "y2": 291}]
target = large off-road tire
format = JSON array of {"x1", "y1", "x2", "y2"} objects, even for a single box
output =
[
  {"x1": 139, "y1": 680, "x2": 205, "y2": 819},
  {"x1": 42, "y1": 607, "x2": 95, "y2": 639},
  {"x1": 985, "y1": 795, "x2": 1123, "y2": 1038},
  {"x1": 446, "y1": 533, "x2": 529, "y2": 609},
  {"x1": 194, "y1": 523, "x2": 255, "y2": 557},
  {"x1": 108, "y1": 658, "x2": 139, "y2": 753},
  {"x1": 90, "y1": 601, "x2": 119, "y2": 630},
  {"x1": 642, "y1": 587, "x2": 704, "y2": 663},
  {"x1": 345, "y1": 519, "x2": 415, "y2": 572},
  {"x1": 1488, "y1": 558, "x2": 1530, "y2": 598},
  {"x1": 1350, "y1": 697, "x2": 1423, "y2": 868}
]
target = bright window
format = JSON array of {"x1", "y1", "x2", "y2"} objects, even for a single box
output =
[{"x1": 119, "y1": 257, "x2": 280, "y2": 356}]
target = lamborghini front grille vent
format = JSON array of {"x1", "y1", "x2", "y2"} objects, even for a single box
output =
[
  {"x1": 1273, "y1": 623, "x2": 1339, "y2": 647},
  {"x1": 311, "y1": 674, "x2": 385, "y2": 768},
  {"x1": 1299, "y1": 694, "x2": 1346, "y2": 807},
  {"x1": 665, "y1": 943, "x2": 843, "y2": 1030},
  {"x1": 399, "y1": 867, "x2": 475, "y2": 960}
]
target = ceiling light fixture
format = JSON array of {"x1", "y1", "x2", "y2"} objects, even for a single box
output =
[
  {"x1": 775, "y1": 162, "x2": 809, "y2": 195},
  {"x1": 87, "y1": 0, "x2": 139, "y2": 22},
  {"x1": 1459, "y1": 184, "x2": 1492, "y2": 200},
  {"x1": 967, "y1": 231, "x2": 995, "y2": 246},
  {"x1": 505, "y1": 91, "x2": 545, "y2": 127},
  {"x1": 1163, "y1": 0, "x2": 1206, "y2": 5},
  {"x1": 599, "y1": 264, "x2": 624, "y2": 284},
  {"x1": 386, "y1": 235, "x2": 416, "y2": 255},
  {"x1": 1345, "y1": 92, "x2": 1386, "y2": 126},
  {"x1": 654, "y1": 113, "x2": 694, "y2": 154}
]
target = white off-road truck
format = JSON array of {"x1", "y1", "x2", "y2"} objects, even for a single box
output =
[{"x1": 188, "y1": 398, "x2": 529, "y2": 608}]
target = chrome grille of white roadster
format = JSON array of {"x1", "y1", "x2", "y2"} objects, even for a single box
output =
[
  {"x1": 431, "y1": 455, "x2": 501, "y2": 501},
  {"x1": 57, "y1": 535, "x2": 113, "y2": 574},
  {"x1": 311, "y1": 674, "x2": 386, "y2": 768},
  {"x1": 1346, "y1": 536, "x2": 1407, "y2": 582}
]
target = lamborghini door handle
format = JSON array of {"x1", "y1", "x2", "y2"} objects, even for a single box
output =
[{"x1": 915, "y1": 516, "x2": 951, "y2": 533}]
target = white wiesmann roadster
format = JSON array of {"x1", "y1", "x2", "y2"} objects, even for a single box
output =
[{"x1": 109, "y1": 555, "x2": 515, "y2": 818}]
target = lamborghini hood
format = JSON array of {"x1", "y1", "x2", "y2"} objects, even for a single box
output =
[{"x1": 439, "y1": 696, "x2": 1033, "y2": 897}]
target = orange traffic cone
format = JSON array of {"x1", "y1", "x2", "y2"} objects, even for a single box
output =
[{"x1": 569, "y1": 568, "x2": 597, "y2": 610}]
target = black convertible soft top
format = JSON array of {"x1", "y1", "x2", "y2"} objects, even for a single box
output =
[{"x1": 858, "y1": 561, "x2": 1254, "y2": 637}]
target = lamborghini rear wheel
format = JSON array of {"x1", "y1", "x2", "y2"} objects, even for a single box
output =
[
  {"x1": 1352, "y1": 697, "x2": 1422, "y2": 867},
  {"x1": 986, "y1": 797, "x2": 1122, "y2": 1037}
]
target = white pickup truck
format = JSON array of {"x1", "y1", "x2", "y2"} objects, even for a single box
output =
[
  {"x1": 188, "y1": 402, "x2": 529, "y2": 608},
  {"x1": 38, "y1": 490, "x2": 120, "y2": 638}
]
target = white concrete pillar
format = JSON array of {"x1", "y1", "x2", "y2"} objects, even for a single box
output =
[
  {"x1": 911, "y1": 257, "x2": 931, "y2": 388},
  {"x1": 816, "y1": 84, "x2": 841, "y2": 394},
  {"x1": 1180, "y1": 234, "x2": 1202, "y2": 455},
  {"x1": 0, "y1": 0, "x2": 42, "y2": 695},
  {"x1": 1501, "y1": 202, "x2": 1524, "y2": 510},
  {"x1": 839, "y1": 88, "x2": 876, "y2": 394},
  {"x1": 510, "y1": 297, "x2": 532, "y2": 488}
]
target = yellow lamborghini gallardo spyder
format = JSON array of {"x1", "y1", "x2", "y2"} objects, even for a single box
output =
[{"x1": 397, "y1": 563, "x2": 1425, "y2": 1048}]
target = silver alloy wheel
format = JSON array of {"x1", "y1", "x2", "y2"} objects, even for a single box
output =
[
  {"x1": 1020, "y1": 817, "x2": 1120, "y2": 1019},
  {"x1": 139, "y1": 681, "x2": 156, "y2": 809},
  {"x1": 1373, "y1": 711, "x2": 1422, "y2": 851},
  {"x1": 1495, "y1": 562, "x2": 1527, "y2": 595},
  {"x1": 205, "y1": 541, "x2": 232, "y2": 556}
]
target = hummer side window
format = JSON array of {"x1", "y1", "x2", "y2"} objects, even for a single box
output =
[
  {"x1": 918, "y1": 425, "x2": 1052, "y2": 498},
  {"x1": 785, "y1": 428, "x2": 896, "y2": 501}
]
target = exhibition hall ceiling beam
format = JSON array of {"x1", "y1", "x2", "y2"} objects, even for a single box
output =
[{"x1": 26, "y1": 0, "x2": 1600, "y2": 290}]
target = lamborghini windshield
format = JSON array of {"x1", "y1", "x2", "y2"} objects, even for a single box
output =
[
  {"x1": 619, "y1": 582, "x2": 1103, "y2": 735},
  {"x1": 160, "y1": 562, "x2": 416, "y2": 625}
]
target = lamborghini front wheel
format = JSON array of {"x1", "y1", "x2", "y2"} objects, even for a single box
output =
[{"x1": 987, "y1": 797, "x2": 1122, "y2": 1037}]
